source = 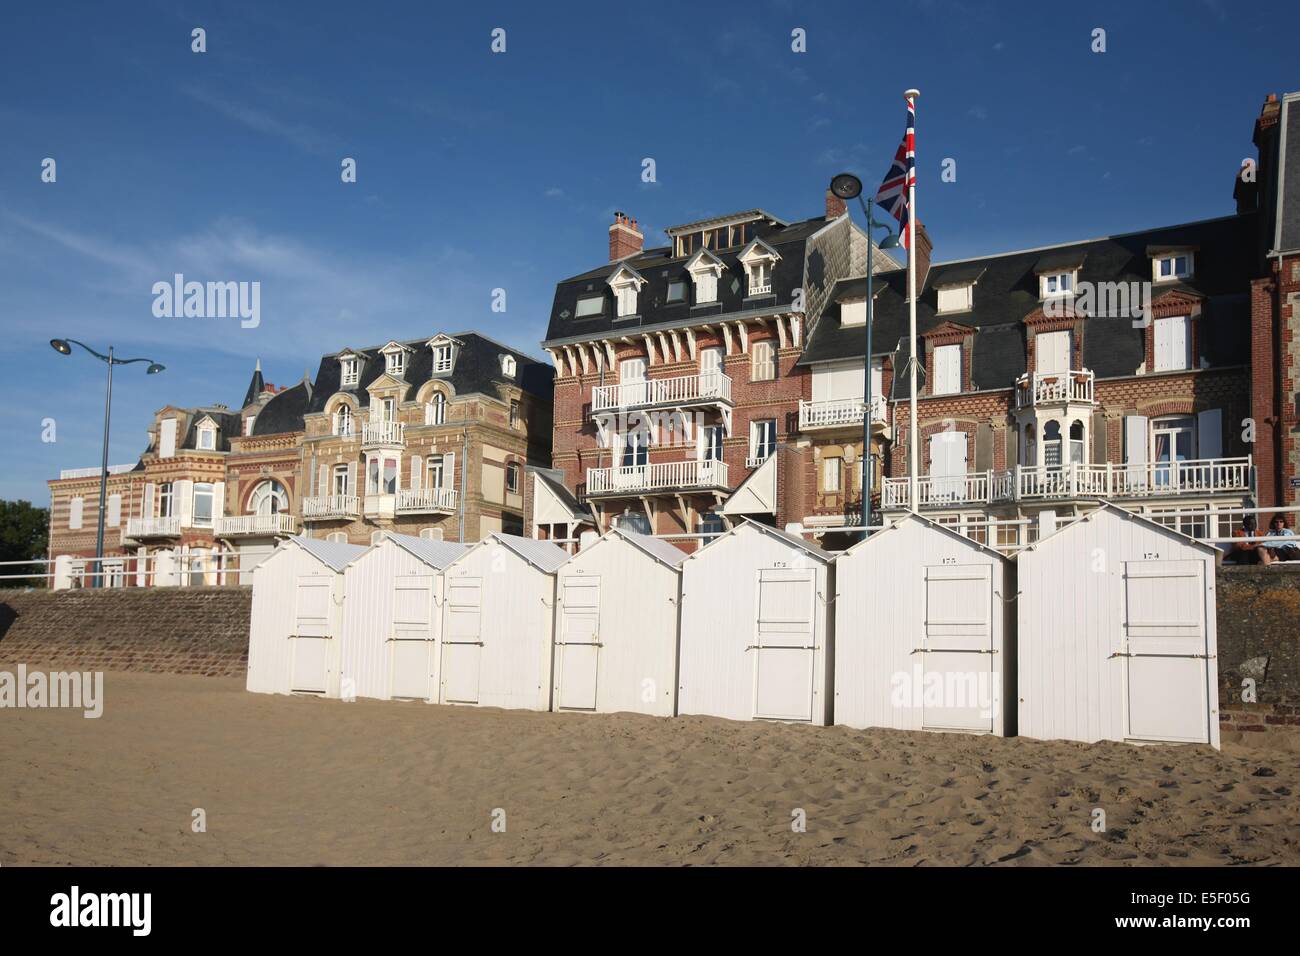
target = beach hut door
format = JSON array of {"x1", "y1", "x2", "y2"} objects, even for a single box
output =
[
  {"x1": 389, "y1": 575, "x2": 435, "y2": 700},
  {"x1": 1122, "y1": 560, "x2": 1209, "y2": 743},
  {"x1": 920, "y1": 564, "x2": 993, "y2": 732},
  {"x1": 556, "y1": 576, "x2": 601, "y2": 710},
  {"x1": 752, "y1": 568, "x2": 817, "y2": 721},
  {"x1": 442, "y1": 578, "x2": 483, "y2": 704},
  {"x1": 290, "y1": 576, "x2": 332, "y2": 694}
]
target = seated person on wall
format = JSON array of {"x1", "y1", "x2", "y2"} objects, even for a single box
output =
[
  {"x1": 1229, "y1": 515, "x2": 1276, "y2": 565},
  {"x1": 1262, "y1": 514, "x2": 1300, "y2": 562}
]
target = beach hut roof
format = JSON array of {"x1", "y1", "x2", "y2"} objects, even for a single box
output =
[
  {"x1": 356, "y1": 532, "x2": 471, "y2": 570},
  {"x1": 1016, "y1": 501, "x2": 1219, "y2": 557},
  {"x1": 835, "y1": 511, "x2": 1010, "y2": 562},
  {"x1": 285, "y1": 535, "x2": 367, "y2": 572},
  {"x1": 456, "y1": 532, "x2": 569, "y2": 573},
  {"x1": 600, "y1": 527, "x2": 689, "y2": 568},
  {"x1": 685, "y1": 518, "x2": 832, "y2": 563}
]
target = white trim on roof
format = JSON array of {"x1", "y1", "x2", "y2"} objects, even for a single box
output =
[{"x1": 1016, "y1": 501, "x2": 1219, "y2": 557}]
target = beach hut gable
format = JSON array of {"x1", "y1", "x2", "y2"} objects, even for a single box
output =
[
  {"x1": 1018, "y1": 501, "x2": 1219, "y2": 557},
  {"x1": 589, "y1": 527, "x2": 688, "y2": 568},
  {"x1": 686, "y1": 518, "x2": 832, "y2": 564}
]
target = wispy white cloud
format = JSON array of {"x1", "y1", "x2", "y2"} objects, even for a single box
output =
[{"x1": 181, "y1": 86, "x2": 333, "y2": 154}]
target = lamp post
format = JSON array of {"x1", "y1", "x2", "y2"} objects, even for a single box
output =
[
  {"x1": 51, "y1": 339, "x2": 164, "y2": 588},
  {"x1": 829, "y1": 174, "x2": 899, "y2": 539}
]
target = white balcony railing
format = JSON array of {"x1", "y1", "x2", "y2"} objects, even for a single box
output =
[
  {"x1": 214, "y1": 513, "x2": 298, "y2": 537},
  {"x1": 591, "y1": 372, "x2": 732, "y2": 413},
  {"x1": 749, "y1": 281, "x2": 772, "y2": 295},
  {"x1": 881, "y1": 456, "x2": 1253, "y2": 509},
  {"x1": 302, "y1": 495, "x2": 361, "y2": 520},
  {"x1": 125, "y1": 516, "x2": 181, "y2": 538},
  {"x1": 587, "y1": 459, "x2": 729, "y2": 495},
  {"x1": 362, "y1": 420, "x2": 404, "y2": 446},
  {"x1": 395, "y1": 487, "x2": 458, "y2": 514},
  {"x1": 745, "y1": 453, "x2": 772, "y2": 469},
  {"x1": 798, "y1": 396, "x2": 888, "y2": 431},
  {"x1": 1014, "y1": 369, "x2": 1095, "y2": 408}
]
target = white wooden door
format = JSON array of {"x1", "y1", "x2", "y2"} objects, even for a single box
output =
[
  {"x1": 291, "y1": 577, "x2": 332, "y2": 693},
  {"x1": 441, "y1": 578, "x2": 483, "y2": 704},
  {"x1": 389, "y1": 575, "x2": 435, "y2": 700},
  {"x1": 929, "y1": 432, "x2": 969, "y2": 502},
  {"x1": 752, "y1": 569, "x2": 817, "y2": 721},
  {"x1": 920, "y1": 564, "x2": 993, "y2": 732},
  {"x1": 556, "y1": 576, "x2": 601, "y2": 711},
  {"x1": 1122, "y1": 560, "x2": 1210, "y2": 743}
]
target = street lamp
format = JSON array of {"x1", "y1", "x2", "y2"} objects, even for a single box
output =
[
  {"x1": 829, "y1": 174, "x2": 899, "y2": 539},
  {"x1": 50, "y1": 338, "x2": 164, "y2": 588}
]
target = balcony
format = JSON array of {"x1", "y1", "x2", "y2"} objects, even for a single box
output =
[
  {"x1": 361, "y1": 421, "x2": 404, "y2": 448},
  {"x1": 587, "y1": 459, "x2": 729, "y2": 496},
  {"x1": 591, "y1": 372, "x2": 732, "y2": 414},
  {"x1": 1014, "y1": 369, "x2": 1095, "y2": 408},
  {"x1": 749, "y1": 281, "x2": 772, "y2": 295},
  {"x1": 395, "y1": 487, "x2": 458, "y2": 514},
  {"x1": 302, "y1": 495, "x2": 361, "y2": 520},
  {"x1": 880, "y1": 456, "x2": 1254, "y2": 509},
  {"x1": 214, "y1": 513, "x2": 298, "y2": 537},
  {"x1": 798, "y1": 396, "x2": 888, "y2": 432},
  {"x1": 125, "y1": 516, "x2": 181, "y2": 539}
]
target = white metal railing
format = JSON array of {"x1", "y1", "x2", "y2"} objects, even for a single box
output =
[
  {"x1": 882, "y1": 456, "x2": 1253, "y2": 508},
  {"x1": 745, "y1": 453, "x2": 772, "y2": 469},
  {"x1": 591, "y1": 372, "x2": 732, "y2": 412},
  {"x1": 587, "y1": 458, "x2": 729, "y2": 494},
  {"x1": 214, "y1": 513, "x2": 298, "y2": 536},
  {"x1": 125, "y1": 516, "x2": 181, "y2": 537},
  {"x1": 59, "y1": 463, "x2": 136, "y2": 480},
  {"x1": 749, "y1": 281, "x2": 772, "y2": 295},
  {"x1": 395, "y1": 487, "x2": 458, "y2": 513},
  {"x1": 1014, "y1": 369, "x2": 1095, "y2": 408},
  {"x1": 302, "y1": 494, "x2": 361, "y2": 519},
  {"x1": 362, "y1": 420, "x2": 404, "y2": 446},
  {"x1": 799, "y1": 396, "x2": 888, "y2": 430}
]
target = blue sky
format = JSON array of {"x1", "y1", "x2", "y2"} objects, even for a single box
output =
[{"x1": 0, "y1": 0, "x2": 1294, "y2": 502}]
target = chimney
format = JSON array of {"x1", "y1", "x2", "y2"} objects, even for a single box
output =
[
  {"x1": 825, "y1": 188, "x2": 847, "y2": 220},
  {"x1": 1236, "y1": 93, "x2": 1280, "y2": 214},
  {"x1": 912, "y1": 222, "x2": 934, "y2": 290},
  {"x1": 609, "y1": 211, "x2": 644, "y2": 261}
]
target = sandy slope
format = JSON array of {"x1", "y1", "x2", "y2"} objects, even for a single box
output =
[{"x1": 1, "y1": 671, "x2": 1296, "y2": 866}]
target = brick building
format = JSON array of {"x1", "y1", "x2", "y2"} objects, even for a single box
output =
[{"x1": 46, "y1": 332, "x2": 553, "y2": 584}]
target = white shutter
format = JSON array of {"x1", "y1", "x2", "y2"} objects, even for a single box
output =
[
  {"x1": 176, "y1": 479, "x2": 194, "y2": 527},
  {"x1": 159, "y1": 418, "x2": 177, "y2": 458},
  {"x1": 346, "y1": 462, "x2": 357, "y2": 497},
  {"x1": 69, "y1": 496, "x2": 84, "y2": 530},
  {"x1": 213, "y1": 481, "x2": 225, "y2": 520},
  {"x1": 1153, "y1": 317, "x2": 1186, "y2": 371},
  {"x1": 933, "y1": 345, "x2": 960, "y2": 394},
  {"x1": 316, "y1": 464, "x2": 326, "y2": 496},
  {"x1": 410, "y1": 456, "x2": 422, "y2": 489},
  {"x1": 442, "y1": 453, "x2": 455, "y2": 489},
  {"x1": 143, "y1": 483, "x2": 155, "y2": 517},
  {"x1": 1172, "y1": 315, "x2": 1190, "y2": 370},
  {"x1": 1124, "y1": 416, "x2": 1149, "y2": 464},
  {"x1": 1197, "y1": 409, "x2": 1222, "y2": 460},
  {"x1": 1038, "y1": 330, "x2": 1071, "y2": 373},
  {"x1": 106, "y1": 494, "x2": 121, "y2": 527}
]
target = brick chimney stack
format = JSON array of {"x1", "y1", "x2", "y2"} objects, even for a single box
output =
[
  {"x1": 825, "y1": 188, "x2": 847, "y2": 220},
  {"x1": 912, "y1": 222, "x2": 934, "y2": 289},
  {"x1": 609, "y1": 211, "x2": 644, "y2": 261}
]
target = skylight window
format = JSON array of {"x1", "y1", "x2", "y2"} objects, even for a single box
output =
[{"x1": 575, "y1": 295, "x2": 604, "y2": 317}]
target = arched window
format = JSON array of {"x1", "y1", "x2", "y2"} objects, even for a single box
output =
[
  {"x1": 426, "y1": 392, "x2": 446, "y2": 425},
  {"x1": 334, "y1": 404, "x2": 353, "y2": 437},
  {"x1": 249, "y1": 480, "x2": 288, "y2": 515},
  {"x1": 1069, "y1": 420, "x2": 1086, "y2": 464},
  {"x1": 1042, "y1": 420, "x2": 1062, "y2": 467}
]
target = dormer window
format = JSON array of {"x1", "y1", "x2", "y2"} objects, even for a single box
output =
[
  {"x1": 607, "y1": 264, "x2": 646, "y2": 318},
  {"x1": 387, "y1": 351, "x2": 405, "y2": 376},
  {"x1": 1041, "y1": 271, "x2": 1075, "y2": 298},
  {"x1": 501, "y1": 354, "x2": 517, "y2": 378},
  {"x1": 840, "y1": 299, "x2": 867, "y2": 327},
  {"x1": 1154, "y1": 253, "x2": 1193, "y2": 282},
  {"x1": 936, "y1": 284, "x2": 973, "y2": 314},
  {"x1": 749, "y1": 261, "x2": 772, "y2": 295},
  {"x1": 197, "y1": 422, "x2": 216, "y2": 450},
  {"x1": 737, "y1": 238, "x2": 780, "y2": 297},
  {"x1": 685, "y1": 250, "x2": 724, "y2": 306},
  {"x1": 427, "y1": 335, "x2": 460, "y2": 374},
  {"x1": 433, "y1": 345, "x2": 452, "y2": 372},
  {"x1": 341, "y1": 355, "x2": 360, "y2": 386}
]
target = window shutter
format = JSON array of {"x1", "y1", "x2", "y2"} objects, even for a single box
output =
[
  {"x1": 176, "y1": 480, "x2": 194, "y2": 527},
  {"x1": 1173, "y1": 315, "x2": 1190, "y2": 369},
  {"x1": 934, "y1": 345, "x2": 960, "y2": 394},
  {"x1": 143, "y1": 483, "x2": 155, "y2": 517},
  {"x1": 213, "y1": 482, "x2": 225, "y2": 520},
  {"x1": 69, "y1": 496, "x2": 84, "y2": 530},
  {"x1": 410, "y1": 456, "x2": 422, "y2": 490},
  {"x1": 159, "y1": 418, "x2": 177, "y2": 458},
  {"x1": 1153, "y1": 318, "x2": 1170, "y2": 371},
  {"x1": 1197, "y1": 409, "x2": 1222, "y2": 460},
  {"x1": 442, "y1": 453, "x2": 455, "y2": 489},
  {"x1": 1124, "y1": 416, "x2": 1149, "y2": 464},
  {"x1": 974, "y1": 424, "x2": 993, "y2": 472},
  {"x1": 107, "y1": 494, "x2": 122, "y2": 527},
  {"x1": 346, "y1": 462, "x2": 358, "y2": 497}
]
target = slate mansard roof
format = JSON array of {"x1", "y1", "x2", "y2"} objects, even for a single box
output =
[
  {"x1": 800, "y1": 212, "x2": 1259, "y2": 397},
  {"x1": 1276, "y1": 91, "x2": 1300, "y2": 255},
  {"x1": 543, "y1": 213, "x2": 838, "y2": 345}
]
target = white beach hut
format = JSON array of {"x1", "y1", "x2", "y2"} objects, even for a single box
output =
[
  {"x1": 1016, "y1": 503, "x2": 1221, "y2": 747},
  {"x1": 339, "y1": 532, "x2": 469, "y2": 703},
  {"x1": 246, "y1": 536, "x2": 366, "y2": 697},
  {"x1": 553, "y1": 528, "x2": 686, "y2": 716},
  {"x1": 438, "y1": 533, "x2": 569, "y2": 711},
  {"x1": 678, "y1": 520, "x2": 835, "y2": 725},
  {"x1": 833, "y1": 514, "x2": 1014, "y2": 735}
]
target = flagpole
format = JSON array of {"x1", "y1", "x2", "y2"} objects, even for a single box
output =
[{"x1": 905, "y1": 88, "x2": 920, "y2": 512}]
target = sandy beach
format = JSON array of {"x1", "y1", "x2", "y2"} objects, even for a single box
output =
[{"x1": 1, "y1": 670, "x2": 1297, "y2": 866}]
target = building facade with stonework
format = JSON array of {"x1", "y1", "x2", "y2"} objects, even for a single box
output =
[{"x1": 46, "y1": 332, "x2": 553, "y2": 585}]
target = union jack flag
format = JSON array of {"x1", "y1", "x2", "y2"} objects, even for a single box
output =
[{"x1": 875, "y1": 94, "x2": 915, "y2": 249}]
